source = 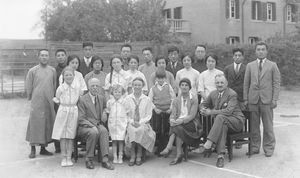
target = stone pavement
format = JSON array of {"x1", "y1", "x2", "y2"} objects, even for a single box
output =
[{"x1": 0, "y1": 88, "x2": 299, "y2": 178}]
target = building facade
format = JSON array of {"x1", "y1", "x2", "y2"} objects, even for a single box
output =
[{"x1": 164, "y1": 0, "x2": 299, "y2": 44}]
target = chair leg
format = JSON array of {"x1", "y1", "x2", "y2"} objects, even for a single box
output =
[
  {"x1": 248, "y1": 137, "x2": 252, "y2": 158},
  {"x1": 74, "y1": 138, "x2": 78, "y2": 163},
  {"x1": 97, "y1": 144, "x2": 102, "y2": 163},
  {"x1": 228, "y1": 139, "x2": 233, "y2": 162},
  {"x1": 183, "y1": 144, "x2": 188, "y2": 161}
]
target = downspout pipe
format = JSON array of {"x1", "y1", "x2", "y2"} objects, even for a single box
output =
[
  {"x1": 241, "y1": 0, "x2": 247, "y2": 43},
  {"x1": 283, "y1": 0, "x2": 288, "y2": 36}
]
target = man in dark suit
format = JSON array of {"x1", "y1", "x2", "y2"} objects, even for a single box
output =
[
  {"x1": 120, "y1": 44, "x2": 132, "y2": 70},
  {"x1": 200, "y1": 74, "x2": 245, "y2": 168},
  {"x1": 78, "y1": 42, "x2": 93, "y2": 77},
  {"x1": 224, "y1": 48, "x2": 246, "y2": 110},
  {"x1": 77, "y1": 78, "x2": 114, "y2": 170},
  {"x1": 166, "y1": 46, "x2": 183, "y2": 78},
  {"x1": 192, "y1": 44, "x2": 207, "y2": 73},
  {"x1": 244, "y1": 42, "x2": 280, "y2": 157}
]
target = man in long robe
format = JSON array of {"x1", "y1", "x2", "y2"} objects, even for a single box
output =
[{"x1": 25, "y1": 49, "x2": 56, "y2": 158}]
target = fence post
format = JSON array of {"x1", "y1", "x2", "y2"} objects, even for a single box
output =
[
  {"x1": 11, "y1": 69, "x2": 14, "y2": 96},
  {"x1": 1, "y1": 70, "x2": 3, "y2": 96}
]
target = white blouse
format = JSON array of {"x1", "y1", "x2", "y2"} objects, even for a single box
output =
[
  {"x1": 198, "y1": 68, "x2": 223, "y2": 99},
  {"x1": 176, "y1": 67, "x2": 200, "y2": 95},
  {"x1": 104, "y1": 69, "x2": 129, "y2": 91}
]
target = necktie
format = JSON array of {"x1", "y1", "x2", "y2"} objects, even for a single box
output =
[
  {"x1": 95, "y1": 95, "x2": 100, "y2": 119},
  {"x1": 216, "y1": 93, "x2": 222, "y2": 110},
  {"x1": 259, "y1": 59, "x2": 263, "y2": 72},
  {"x1": 133, "y1": 98, "x2": 141, "y2": 122},
  {"x1": 172, "y1": 62, "x2": 176, "y2": 69},
  {"x1": 235, "y1": 64, "x2": 239, "y2": 75}
]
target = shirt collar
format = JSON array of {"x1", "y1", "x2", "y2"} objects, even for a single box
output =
[
  {"x1": 155, "y1": 81, "x2": 168, "y2": 87},
  {"x1": 257, "y1": 58, "x2": 266, "y2": 63}
]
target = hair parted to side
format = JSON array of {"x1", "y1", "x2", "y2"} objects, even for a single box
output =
[
  {"x1": 132, "y1": 77, "x2": 145, "y2": 87},
  {"x1": 111, "y1": 84, "x2": 126, "y2": 95}
]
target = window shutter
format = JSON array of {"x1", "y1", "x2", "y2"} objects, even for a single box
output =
[
  {"x1": 236, "y1": 0, "x2": 240, "y2": 19},
  {"x1": 261, "y1": 2, "x2": 267, "y2": 21},
  {"x1": 272, "y1": 3, "x2": 276, "y2": 21},
  {"x1": 226, "y1": 0, "x2": 230, "y2": 19},
  {"x1": 252, "y1": 1, "x2": 256, "y2": 20},
  {"x1": 226, "y1": 37, "x2": 230, "y2": 44},
  {"x1": 258, "y1": 1, "x2": 262, "y2": 20},
  {"x1": 292, "y1": 4, "x2": 298, "y2": 22}
]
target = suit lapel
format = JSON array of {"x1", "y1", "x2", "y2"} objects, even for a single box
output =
[
  {"x1": 219, "y1": 88, "x2": 229, "y2": 109},
  {"x1": 235, "y1": 63, "x2": 244, "y2": 78},
  {"x1": 86, "y1": 94, "x2": 98, "y2": 119}
]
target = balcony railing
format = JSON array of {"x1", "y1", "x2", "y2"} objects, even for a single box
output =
[{"x1": 166, "y1": 19, "x2": 191, "y2": 33}]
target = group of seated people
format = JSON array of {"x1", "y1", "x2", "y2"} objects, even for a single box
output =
[{"x1": 25, "y1": 41, "x2": 280, "y2": 170}]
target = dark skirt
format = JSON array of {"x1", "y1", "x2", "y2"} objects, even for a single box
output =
[
  {"x1": 150, "y1": 111, "x2": 170, "y2": 153},
  {"x1": 170, "y1": 119, "x2": 202, "y2": 147}
]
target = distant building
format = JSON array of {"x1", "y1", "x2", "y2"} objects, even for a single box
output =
[{"x1": 164, "y1": 0, "x2": 299, "y2": 44}]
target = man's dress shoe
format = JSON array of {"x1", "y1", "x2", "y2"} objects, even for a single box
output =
[
  {"x1": 246, "y1": 150, "x2": 259, "y2": 156},
  {"x1": 216, "y1": 157, "x2": 224, "y2": 168},
  {"x1": 40, "y1": 149, "x2": 53, "y2": 156},
  {"x1": 85, "y1": 160, "x2": 94, "y2": 169},
  {"x1": 102, "y1": 161, "x2": 114, "y2": 170},
  {"x1": 169, "y1": 155, "x2": 183, "y2": 165}
]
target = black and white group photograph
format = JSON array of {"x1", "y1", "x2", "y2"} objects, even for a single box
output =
[{"x1": 0, "y1": 0, "x2": 300, "y2": 177}]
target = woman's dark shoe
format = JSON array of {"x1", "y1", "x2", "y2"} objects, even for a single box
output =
[
  {"x1": 160, "y1": 148, "x2": 172, "y2": 158},
  {"x1": 203, "y1": 148, "x2": 213, "y2": 158},
  {"x1": 128, "y1": 160, "x2": 135, "y2": 166},
  {"x1": 40, "y1": 148, "x2": 53, "y2": 156},
  {"x1": 135, "y1": 158, "x2": 143, "y2": 166},
  {"x1": 169, "y1": 155, "x2": 183, "y2": 165}
]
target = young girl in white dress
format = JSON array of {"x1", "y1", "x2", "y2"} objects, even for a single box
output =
[
  {"x1": 106, "y1": 84, "x2": 130, "y2": 164},
  {"x1": 52, "y1": 66, "x2": 80, "y2": 167}
]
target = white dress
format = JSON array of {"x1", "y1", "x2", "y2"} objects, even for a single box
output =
[
  {"x1": 107, "y1": 97, "x2": 130, "y2": 140},
  {"x1": 104, "y1": 69, "x2": 129, "y2": 92},
  {"x1": 125, "y1": 94, "x2": 156, "y2": 152},
  {"x1": 52, "y1": 82, "x2": 80, "y2": 139},
  {"x1": 59, "y1": 70, "x2": 87, "y2": 95}
]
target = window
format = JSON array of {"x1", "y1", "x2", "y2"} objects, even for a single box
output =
[
  {"x1": 226, "y1": 0, "x2": 240, "y2": 19},
  {"x1": 173, "y1": 7, "x2": 182, "y2": 19},
  {"x1": 163, "y1": 9, "x2": 171, "y2": 19},
  {"x1": 252, "y1": 1, "x2": 276, "y2": 21},
  {"x1": 248, "y1": 37, "x2": 259, "y2": 45},
  {"x1": 267, "y1": 2, "x2": 276, "y2": 21},
  {"x1": 226, "y1": 36, "x2": 240, "y2": 45}
]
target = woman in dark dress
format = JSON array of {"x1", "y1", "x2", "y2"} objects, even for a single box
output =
[{"x1": 160, "y1": 78, "x2": 202, "y2": 165}]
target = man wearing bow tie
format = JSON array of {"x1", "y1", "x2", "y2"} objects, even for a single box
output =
[
  {"x1": 200, "y1": 74, "x2": 245, "y2": 168},
  {"x1": 244, "y1": 42, "x2": 281, "y2": 158}
]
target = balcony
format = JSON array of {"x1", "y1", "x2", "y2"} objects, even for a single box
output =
[{"x1": 166, "y1": 19, "x2": 191, "y2": 33}]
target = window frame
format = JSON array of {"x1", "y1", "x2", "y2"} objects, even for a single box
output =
[{"x1": 229, "y1": 0, "x2": 236, "y2": 19}]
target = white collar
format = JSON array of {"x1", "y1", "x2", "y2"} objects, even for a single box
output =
[
  {"x1": 62, "y1": 82, "x2": 75, "y2": 89},
  {"x1": 155, "y1": 81, "x2": 168, "y2": 87},
  {"x1": 257, "y1": 58, "x2": 266, "y2": 63}
]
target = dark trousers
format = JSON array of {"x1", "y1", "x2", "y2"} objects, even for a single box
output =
[{"x1": 151, "y1": 111, "x2": 170, "y2": 153}]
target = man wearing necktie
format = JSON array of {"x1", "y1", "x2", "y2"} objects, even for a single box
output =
[
  {"x1": 77, "y1": 78, "x2": 114, "y2": 170},
  {"x1": 244, "y1": 42, "x2": 281, "y2": 157},
  {"x1": 224, "y1": 48, "x2": 246, "y2": 110},
  {"x1": 200, "y1": 74, "x2": 245, "y2": 168},
  {"x1": 78, "y1": 42, "x2": 94, "y2": 77}
]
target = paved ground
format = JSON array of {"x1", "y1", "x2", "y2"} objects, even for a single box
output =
[{"x1": 0, "y1": 88, "x2": 299, "y2": 178}]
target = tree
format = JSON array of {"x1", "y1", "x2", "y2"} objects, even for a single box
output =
[{"x1": 40, "y1": 0, "x2": 170, "y2": 42}]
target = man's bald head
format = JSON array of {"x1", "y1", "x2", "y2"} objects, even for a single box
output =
[{"x1": 88, "y1": 78, "x2": 100, "y2": 96}]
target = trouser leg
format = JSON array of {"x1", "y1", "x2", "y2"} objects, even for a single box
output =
[{"x1": 260, "y1": 103, "x2": 275, "y2": 154}]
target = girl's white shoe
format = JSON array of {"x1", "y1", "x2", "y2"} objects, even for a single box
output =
[
  {"x1": 113, "y1": 157, "x2": 118, "y2": 164},
  {"x1": 61, "y1": 158, "x2": 67, "y2": 167},
  {"x1": 66, "y1": 157, "x2": 74, "y2": 166},
  {"x1": 118, "y1": 156, "x2": 123, "y2": 164}
]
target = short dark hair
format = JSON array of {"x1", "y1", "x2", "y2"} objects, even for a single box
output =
[
  {"x1": 155, "y1": 55, "x2": 168, "y2": 66},
  {"x1": 155, "y1": 68, "x2": 167, "y2": 79},
  {"x1": 90, "y1": 55, "x2": 104, "y2": 71},
  {"x1": 167, "y1": 46, "x2": 179, "y2": 54},
  {"x1": 55, "y1": 49, "x2": 66, "y2": 56},
  {"x1": 205, "y1": 53, "x2": 219, "y2": 66},
  {"x1": 142, "y1": 47, "x2": 153, "y2": 53},
  {"x1": 129, "y1": 55, "x2": 140, "y2": 64},
  {"x1": 38, "y1": 49, "x2": 49, "y2": 56},
  {"x1": 179, "y1": 78, "x2": 191, "y2": 90},
  {"x1": 121, "y1": 44, "x2": 132, "y2": 51},
  {"x1": 195, "y1": 44, "x2": 206, "y2": 50},
  {"x1": 181, "y1": 53, "x2": 194, "y2": 64},
  {"x1": 82, "y1": 42, "x2": 93, "y2": 48},
  {"x1": 255, "y1": 41, "x2": 268, "y2": 50},
  {"x1": 66, "y1": 55, "x2": 81, "y2": 69},
  {"x1": 232, "y1": 48, "x2": 244, "y2": 55}
]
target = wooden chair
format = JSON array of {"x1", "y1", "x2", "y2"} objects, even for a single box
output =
[
  {"x1": 73, "y1": 136, "x2": 102, "y2": 163},
  {"x1": 226, "y1": 110, "x2": 253, "y2": 162}
]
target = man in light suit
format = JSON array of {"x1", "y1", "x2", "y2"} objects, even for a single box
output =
[
  {"x1": 77, "y1": 78, "x2": 114, "y2": 170},
  {"x1": 244, "y1": 42, "x2": 280, "y2": 157},
  {"x1": 200, "y1": 74, "x2": 245, "y2": 168},
  {"x1": 78, "y1": 42, "x2": 93, "y2": 77},
  {"x1": 224, "y1": 48, "x2": 246, "y2": 110}
]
